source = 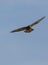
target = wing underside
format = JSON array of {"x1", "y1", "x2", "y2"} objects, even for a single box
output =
[
  {"x1": 11, "y1": 27, "x2": 26, "y2": 33},
  {"x1": 29, "y1": 16, "x2": 46, "y2": 27}
]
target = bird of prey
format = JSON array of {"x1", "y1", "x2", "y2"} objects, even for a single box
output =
[{"x1": 11, "y1": 16, "x2": 45, "y2": 33}]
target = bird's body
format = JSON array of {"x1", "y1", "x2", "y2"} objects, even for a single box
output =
[
  {"x1": 24, "y1": 26, "x2": 34, "y2": 33},
  {"x1": 10, "y1": 16, "x2": 45, "y2": 33}
]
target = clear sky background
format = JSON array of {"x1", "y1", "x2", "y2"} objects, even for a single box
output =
[{"x1": 0, "y1": 0, "x2": 48, "y2": 65}]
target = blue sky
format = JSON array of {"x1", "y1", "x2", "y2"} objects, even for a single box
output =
[{"x1": 0, "y1": 0, "x2": 48, "y2": 65}]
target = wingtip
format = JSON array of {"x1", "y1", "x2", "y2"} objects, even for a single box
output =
[
  {"x1": 10, "y1": 31, "x2": 14, "y2": 33},
  {"x1": 10, "y1": 31, "x2": 12, "y2": 33},
  {"x1": 41, "y1": 16, "x2": 46, "y2": 20},
  {"x1": 43, "y1": 16, "x2": 46, "y2": 18}
]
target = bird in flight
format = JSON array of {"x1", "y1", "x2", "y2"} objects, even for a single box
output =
[{"x1": 10, "y1": 16, "x2": 46, "y2": 33}]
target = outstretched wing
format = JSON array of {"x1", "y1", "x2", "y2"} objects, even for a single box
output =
[
  {"x1": 29, "y1": 16, "x2": 46, "y2": 27},
  {"x1": 11, "y1": 27, "x2": 26, "y2": 33}
]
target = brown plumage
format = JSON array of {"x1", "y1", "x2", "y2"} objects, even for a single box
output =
[{"x1": 10, "y1": 16, "x2": 46, "y2": 33}]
